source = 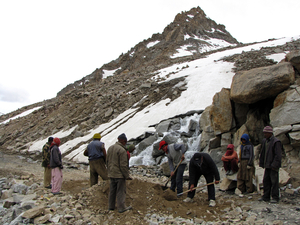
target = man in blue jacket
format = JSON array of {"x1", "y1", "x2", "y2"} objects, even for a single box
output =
[{"x1": 84, "y1": 133, "x2": 108, "y2": 186}]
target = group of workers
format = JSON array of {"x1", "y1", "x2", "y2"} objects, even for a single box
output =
[
  {"x1": 160, "y1": 125, "x2": 282, "y2": 207},
  {"x1": 221, "y1": 126, "x2": 282, "y2": 203},
  {"x1": 42, "y1": 125, "x2": 282, "y2": 212}
]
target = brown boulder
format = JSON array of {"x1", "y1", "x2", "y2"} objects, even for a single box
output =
[
  {"x1": 230, "y1": 62, "x2": 295, "y2": 104},
  {"x1": 211, "y1": 88, "x2": 233, "y2": 135}
]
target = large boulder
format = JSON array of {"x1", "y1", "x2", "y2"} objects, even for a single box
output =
[
  {"x1": 230, "y1": 62, "x2": 295, "y2": 104},
  {"x1": 211, "y1": 88, "x2": 233, "y2": 135},
  {"x1": 286, "y1": 50, "x2": 300, "y2": 72},
  {"x1": 136, "y1": 134, "x2": 158, "y2": 154},
  {"x1": 288, "y1": 131, "x2": 300, "y2": 148},
  {"x1": 199, "y1": 105, "x2": 215, "y2": 150},
  {"x1": 270, "y1": 86, "x2": 300, "y2": 127}
]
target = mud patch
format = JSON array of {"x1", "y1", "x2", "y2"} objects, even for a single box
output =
[{"x1": 162, "y1": 189, "x2": 177, "y2": 201}]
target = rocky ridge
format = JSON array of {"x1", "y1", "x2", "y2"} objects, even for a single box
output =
[
  {"x1": 0, "y1": 6, "x2": 239, "y2": 153},
  {"x1": 57, "y1": 7, "x2": 239, "y2": 97}
]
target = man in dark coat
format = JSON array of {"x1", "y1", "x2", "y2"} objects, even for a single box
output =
[
  {"x1": 42, "y1": 137, "x2": 53, "y2": 188},
  {"x1": 107, "y1": 133, "x2": 132, "y2": 213},
  {"x1": 259, "y1": 126, "x2": 282, "y2": 203},
  {"x1": 183, "y1": 152, "x2": 220, "y2": 207},
  {"x1": 84, "y1": 133, "x2": 108, "y2": 186}
]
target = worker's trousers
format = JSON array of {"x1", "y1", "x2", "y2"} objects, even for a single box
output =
[
  {"x1": 263, "y1": 168, "x2": 279, "y2": 201},
  {"x1": 187, "y1": 173, "x2": 215, "y2": 200},
  {"x1": 43, "y1": 166, "x2": 51, "y2": 187},
  {"x1": 89, "y1": 157, "x2": 108, "y2": 187},
  {"x1": 108, "y1": 178, "x2": 126, "y2": 210}
]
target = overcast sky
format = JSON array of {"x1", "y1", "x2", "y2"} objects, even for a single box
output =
[{"x1": 0, "y1": 0, "x2": 299, "y2": 114}]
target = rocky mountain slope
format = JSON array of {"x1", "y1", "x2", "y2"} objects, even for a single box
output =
[
  {"x1": 0, "y1": 6, "x2": 300, "y2": 187},
  {"x1": 0, "y1": 6, "x2": 239, "y2": 151}
]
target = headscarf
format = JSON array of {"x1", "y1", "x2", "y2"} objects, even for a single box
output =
[
  {"x1": 225, "y1": 144, "x2": 234, "y2": 156},
  {"x1": 240, "y1": 133, "x2": 250, "y2": 158}
]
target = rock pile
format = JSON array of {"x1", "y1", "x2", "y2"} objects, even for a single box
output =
[{"x1": 1, "y1": 163, "x2": 300, "y2": 225}]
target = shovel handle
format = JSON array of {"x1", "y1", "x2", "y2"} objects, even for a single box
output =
[
  {"x1": 164, "y1": 158, "x2": 183, "y2": 186},
  {"x1": 177, "y1": 182, "x2": 215, "y2": 196}
]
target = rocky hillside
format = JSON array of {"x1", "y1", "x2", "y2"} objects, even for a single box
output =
[
  {"x1": 0, "y1": 6, "x2": 300, "y2": 186},
  {"x1": 0, "y1": 6, "x2": 239, "y2": 151}
]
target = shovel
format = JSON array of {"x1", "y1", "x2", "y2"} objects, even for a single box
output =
[
  {"x1": 177, "y1": 182, "x2": 215, "y2": 196},
  {"x1": 161, "y1": 159, "x2": 183, "y2": 191}
]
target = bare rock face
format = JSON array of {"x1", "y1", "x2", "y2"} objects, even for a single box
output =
[
  {"x1": 270, "y1": 86, "x2": 300, "y2": 127},
  {"x1": 230, "y1": 62, "x2": 295, "y2": 104},
  {"x1": 286, "y1": 50, "x2": 300, "y2": 72},
  {"x1": 199, "y1": 105, "x2": 215, "y2": 151}
]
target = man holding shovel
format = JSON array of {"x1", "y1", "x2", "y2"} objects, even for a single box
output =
[
  {"x1": 159, "y1": 140, "x2": 187, "y2": 195},
  {"x1": 183, "y1": 152, "x2": 220, "y2": 207}
]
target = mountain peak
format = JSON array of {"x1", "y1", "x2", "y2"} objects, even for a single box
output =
[
  {"x1": 57, "y1": 7, "x2": 239, "y2": 96},
  {"x1": 168, "y1": 6, "x2": 237, "y2": 44}
]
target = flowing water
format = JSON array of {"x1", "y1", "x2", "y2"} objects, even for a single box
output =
[{"x1": 129, "y1": 113, "x2": 202, "y2": 167}]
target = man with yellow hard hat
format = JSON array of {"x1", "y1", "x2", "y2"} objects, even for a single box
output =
[{"x1": 84, "y1": 133, "x2": 108, "y2": 186}]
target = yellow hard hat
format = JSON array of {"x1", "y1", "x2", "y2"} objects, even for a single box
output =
[{"x1": 93, "y1": 133, "x2": 101, "y2": 139}]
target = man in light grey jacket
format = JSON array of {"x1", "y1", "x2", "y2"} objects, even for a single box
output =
[
  {"x1": 106, "y1": 133, "x2": 132, "y2": 213},
  {"x1": 159, "y1": 140, "x2": 187, "y2": 195}
]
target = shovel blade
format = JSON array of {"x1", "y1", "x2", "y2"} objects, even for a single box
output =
[{"x1": 161, "y1": 185, "x2": 169, "y2": 191}]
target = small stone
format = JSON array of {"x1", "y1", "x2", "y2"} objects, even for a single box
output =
[{"x1": 194, "y1": 218, "x2": 204, "y2": 224}]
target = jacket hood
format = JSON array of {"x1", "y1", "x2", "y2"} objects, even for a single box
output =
[
  {"x1": 226, "y1": 144, "x2": 234, "y2": 151},
  {"x1": 241, "y1": 133, "x2": 250, "y2": 144}
]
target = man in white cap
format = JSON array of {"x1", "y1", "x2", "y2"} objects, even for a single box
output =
[{"x1": 259, "y1": 126, "x2": 282, "y2": 203}]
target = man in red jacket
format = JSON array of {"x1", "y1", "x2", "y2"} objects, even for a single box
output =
[{"x1": 221, "y1": 144, "x2": 239, "y2": 176}]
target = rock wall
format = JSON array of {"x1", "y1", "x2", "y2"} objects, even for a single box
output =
[{"x1": 199, "y1": 50, "x2": 300, "y2": 182}]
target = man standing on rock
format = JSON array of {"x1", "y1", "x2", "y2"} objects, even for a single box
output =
[
  {"x1": 84, "y1": 133, "x2": 108, "y2": 186},
  {"x1": 42, "y1": 137, "x2": 53, "y2": 189},
  {"x1": 159, "y1": 140, "x2": 187, "y2": 195},
  {"x1": 183, "y1": 152, "x2": 220, "y2": 207},
  {"x1": 259, "y1": 126, "x2": 282, "y2": 203},
  {"x1": 107, "y1": 133, "x2": 132, "y2": 213}
]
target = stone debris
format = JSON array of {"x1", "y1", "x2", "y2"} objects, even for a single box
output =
[{"x1": 1, "y1": 167, "x2": 300, "y2": 225}]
